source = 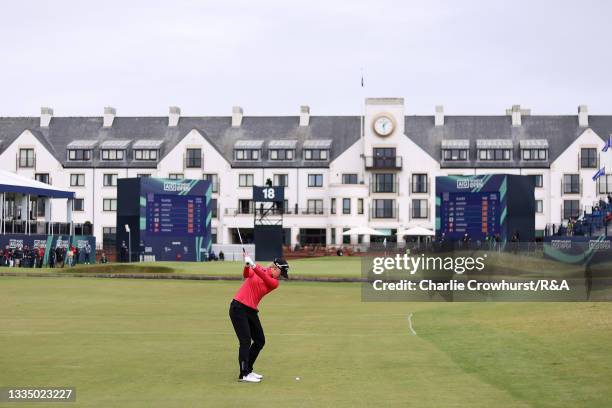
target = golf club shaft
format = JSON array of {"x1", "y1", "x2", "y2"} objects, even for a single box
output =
[{"x1": 236, "y1": 227, "x2": 246, "y2": 254}]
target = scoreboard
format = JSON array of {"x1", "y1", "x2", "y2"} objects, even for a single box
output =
[
  {"x1": 439, "y1": 192, "x2": 500, "y2": 240},
  {"x1": 145, "y1": 194, "x2": 205, "y2": 235},
  {"x1": 435, "y1": 175, "x2": 536, "y2": 242}
]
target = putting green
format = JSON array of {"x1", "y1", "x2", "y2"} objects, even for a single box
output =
[{"x1": 1, "y1": 274, "x2": 611, "y2": 407}]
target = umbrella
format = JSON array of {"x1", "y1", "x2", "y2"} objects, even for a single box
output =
[
  {"x1": 396, "y1": 226, "x2": 435, "y2": 237},
  {"x1": 342, "y1": 227, "x2": 388, "y2": 236}
]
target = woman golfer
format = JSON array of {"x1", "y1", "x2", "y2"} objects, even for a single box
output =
[{"x1": 229, "y1": 255, "x2": 289, "y2": 383}]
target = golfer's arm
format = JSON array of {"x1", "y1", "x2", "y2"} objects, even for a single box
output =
[
  {"x1": 252, "y1": 264, "x2": 279, "y2": 289},
  {"x1": 243, "y1": 266, "x2": 254, "y2": 279}
]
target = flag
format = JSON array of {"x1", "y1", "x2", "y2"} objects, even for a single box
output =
[
  {"x1": 592, "y1": 166, "x2": 605, "y2": 181},
  {"x1": 602, "y1": 135, "x2": 612, "y2": 152}
]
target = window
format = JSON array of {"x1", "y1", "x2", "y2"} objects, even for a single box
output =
[
  {"x1": 239, "y1": 174, "x2": 254, "y2": 187},
  {"x1": 372, "y1": 199, "x2": 395, "y2": 219},
  {"x1": 308, "y1": 174, "x2": 323, "y2": 187},
  {"x1": 342, "y1": 228, "x2": 350, "y2": 244},
  {"x1": 342, "y1": 198, "x2": 351, "y2": 215},
  {"x1": 103, "y1": 227, "x2": 117, "y2": 235},
  {"x1": 358, "y1": 198, "x2": 364, "y2": 214},
  {"x1": 331, "y1": 198, "x2": 336, "y2": 214},
  {"x1": 342, "y1": 174, "x2": 358, "y2": 184},
  {"x1": 478, "y1": 149, "x2": 511, "y2": 161},
  {"x1": 137, "y1": 173, "x2": 151, "y2": 178},
  {"x1": 68, "y1": 149, "x2": 91, "y2": 161},
  {"x1": 536, "y1": 200, "x2": 543, "y2": 213},
  {"x1": 186, "y1": 148, "x2": 202, "y2": 168},
  {"x1": 412, "y1": 174, "x2": 428, "y2": 193},
  {"x1": 522, "y1": 149, "x2": 548, "y2": 161},
  {"x1": 203, "y1": 174, "x2": 219, "y2": 192},
  {"x1": 331, "y1": 228, "x2": 336, "y2": 245},
  {"x1": 443, "y1": 149, "x2": 468, "y2": 161},
  {"x1": 35, "y1": 173, "x2": 50, "y2": 184},
  {"x1": 533, "y1": 174, "x2": 543, "y2": 188},
  {"x1": 563, "y1": 200, "x2": 580, "y2": 219},
  {"x1": 373, "y1": 174, "x2": 395, "y2": 193},
  {"x1": 306, "y1": 199, "x2": 324, "y2": 214},
  {"x1": 19, "y1": 148, "x2": 35, "y2": 168},
  {"x1": 273, "y1": 174, "x2": 288, "y2": 187},
  {"x1": 101, "y1": 149, "x2": 125, "y2": 160},
  {"x1": 563, "y1": 174, "x2": 580, "y2": 194},
  {"x1": 269, "y1": 149, "x2": 294, "y2": 160},
  {"x1": 304, "y1": 149, "x2": 328, "y2": 160},
  {"x1": 168, "y1": 173, "x2": 183, "y2": 180},
  {"x1": 211, "y1": 198, "x2": 218, "y2": 218},
  {"x1": 211, "y1": 227, "x2": 218, "y2": 244},
  {"x1": 70, "y1": 174, "x2": 85, "y2": 187},
  {"x1": 412, "y1": 199, "x2": 428, "y2": 219},
  {"x1": 372, "y1": 147, "x2": 397, "y2": 168},
  {"x1": 134, "y1": 149, "x2": 158, "y2": 161},
  {"x1": 235, "y1": 149, "x2": 260, "y2": 161},
  {"x1": 36, "y1": 198, "x2": 46, "y2": 217},
  {"x1": 73, "y1": 198, "x2": 85, "y2": 212},
  {"x1": 581, "y1": 148, "x2": 597, "y2": 169},
  {"x1": 238, "y1": 199, "x2": 254, "y2": 214},
  {"x1": 103, "y1": 199, "x2": 117, "y2": 211},
  {"x1": 598, "y1": 175, "x2": 612, "y2": 194},
  {"x1": 103, "y1": 174, "x2": 118, "y2": 187}
]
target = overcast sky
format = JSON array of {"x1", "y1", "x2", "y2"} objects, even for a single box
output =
[{"x1": 1, "y1": 0, "x2": 610, "y2": 117}]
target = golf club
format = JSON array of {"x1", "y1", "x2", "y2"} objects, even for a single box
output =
[{"x1": 236, "y1": 227, "x2": 246, "y2": 255}]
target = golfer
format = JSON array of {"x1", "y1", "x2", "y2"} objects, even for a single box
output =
[{"x1": 229, "y1": 255, "x2": 289, "y2": 383}]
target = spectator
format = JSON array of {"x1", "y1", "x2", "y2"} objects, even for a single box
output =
[
  {"x1": 218, "y1": 251, "x2": 225, "y2": 261},
  {"x1": 84, "y1": 243, "x2": 91, "y2": 264},
  {"x1": 100, "y1": 252, "x2": 108, "y2": 264},
  {"x1": 67, "y1": 245, "x2": 74, "y2": 267}
]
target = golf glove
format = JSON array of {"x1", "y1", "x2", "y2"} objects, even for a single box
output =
[{"x1": 244, "y1": 256, "x2": 254, "y2": 267}]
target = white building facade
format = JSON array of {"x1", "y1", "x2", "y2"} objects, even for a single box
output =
[{"x1": 1, "y1": 99, "x2": 611, "y2": 248}]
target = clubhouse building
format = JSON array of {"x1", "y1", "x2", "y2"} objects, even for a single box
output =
[{"x1": 1, "y1": 98, "x2": 611, "y2": 248}]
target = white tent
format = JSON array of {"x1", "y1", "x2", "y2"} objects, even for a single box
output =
[
  {"x1": 396, "y1": 226, "x2": 435, "y2": 237},
  {"x1": 0, "y1": 169, "x2": 74, "y2": 198},
  {"x1": 342, "y1": 227, "x2": 388, "y2": 236}
]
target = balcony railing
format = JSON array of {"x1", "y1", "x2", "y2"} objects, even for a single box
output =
[
  {"x1": 1, "y1": 220, "x2": 93, "y2": 235},
  {"x1": 369, "y1": 205, "x2": 398, "y2": 220},
  {"x1": 370, "y1": 182, "x2": 398, "y2": 194},
  {"x1": 365, "y1": 156, "x2": 402, "y2": 170}
]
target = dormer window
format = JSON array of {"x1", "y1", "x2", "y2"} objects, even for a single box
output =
[
  {"x1": 520, "y1": 140, "x2": 548, "y2": 161},
  {"x1": 133, "y1": 140, "x2": 163, "y2": 161},
  {"x1": 100, "y1": 140, "x2": 130, "y2": 161},
  {"x1": 441, "y1": 140, "x2": 469, "y2": 161},
  {"x1": 268, "y1": 140, "x2": 297, "y2": 161},
  {"x1": 234, "y1": 140, "x2": 263, "y2": 161},
  {"x1": 303, "y1": 139, "x2": 332, "y2": 161},
  {"x1": 476, "y1": 139, "x2": 513, "y2": 161},
  {"x1": 66, "y1": 140, "x2": 97, "y2": 161}
]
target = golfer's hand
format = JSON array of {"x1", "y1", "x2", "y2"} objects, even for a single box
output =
[{"x1": 244, "y1": 256, "x2": 254, "y2": 267}]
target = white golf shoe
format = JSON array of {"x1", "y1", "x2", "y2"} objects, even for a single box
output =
[
  {"x1": 250, "y1": 372, "x2": 263, "y2": 379},
  {"x1": 239, "y1": 373, "x2": 261, "y2": 383}
]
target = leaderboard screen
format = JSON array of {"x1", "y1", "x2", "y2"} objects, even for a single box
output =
[
  {"x1": 439, "y1": 191, "x2": 500, "y2": 240},
  {"x1": 145, "y1": 193, "x2": 205, "y2": 236}
]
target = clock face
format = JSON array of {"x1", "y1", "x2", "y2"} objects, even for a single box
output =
[{"x1": 373, "y1": 116, "x2": 394, "y2": 136}]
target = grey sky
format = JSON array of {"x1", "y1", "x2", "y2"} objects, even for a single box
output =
[{"x1": 1, "y1": 0, "x2": 610, "y2": 116}]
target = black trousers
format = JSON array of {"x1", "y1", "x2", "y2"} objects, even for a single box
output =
[{"x1": 229, "y1": 299, "x2": 265, "y2": 378}]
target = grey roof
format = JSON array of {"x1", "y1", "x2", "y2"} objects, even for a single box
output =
[
  {"x1": 519, "y1": 139, "x2": 549, "y2": 148},
  {"x1": 476, "y1": 139, "x2": 514, "y2": 149},
  {"x1": 268, "y1": 139, "x2": 298, "y2": 148},
  {"x1": 67, "y1": 140, "x2": 97, "y2": 149},
  {"x1": 235, "y1": 140, "x2": 264, "y2": 149},
  {"x1": 100, "y1": 139, "x2": 131, "y2": 149},
  {"x1": 1, "y1": 114, "x2": 612, "y2": 169},
  {"x1": 441, "y1": 139, "x2": 469, "y2": 149},
  {"x1": 133, "y1": 139, "x2": 164, "y2": 148},
  {"x1": 303, "y1": 139, "x2": 333, "y2": 148}
]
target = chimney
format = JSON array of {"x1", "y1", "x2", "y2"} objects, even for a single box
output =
[
  {"x1": 434, "y1": 105, "x2": 444, "y2": 127},
  {"x1": 40, "y1": 107, "x2": 53, "y2": 127},
  {"x1": 299, "y1": 105, "x2": 310, "y2": 126},
  {"x1": 505, "y1": 105, "x2": 530, "y2": 127},
  {"x1": 578, "y1": 105, "x2": 588, "y2": 127},
  {"x1": 169, "y1": 106, "x2": 181, "y2": 127},
  {"x1": 232, "y1": 106, "x2": 243, "y2": 127},
  {"x1": 103, "y1": 107, "x2": 116, "y2": 127}
]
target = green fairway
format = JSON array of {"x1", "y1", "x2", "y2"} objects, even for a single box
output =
[{"x1": 1, "y1": 275, "x2": 612, "y2": 407}]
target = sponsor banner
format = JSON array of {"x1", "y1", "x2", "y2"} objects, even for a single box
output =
[{"x1": 0, "y1": 234, "x2": 96, "y2": 264}]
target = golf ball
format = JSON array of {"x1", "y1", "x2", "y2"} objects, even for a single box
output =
[{"x1": 295, "y1": 377, "x2": 301, "y2": 381}]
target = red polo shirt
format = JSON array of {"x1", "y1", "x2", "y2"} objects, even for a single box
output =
[{"x1": 233, "y1": 264, "x2": 279, "y2": 310}]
